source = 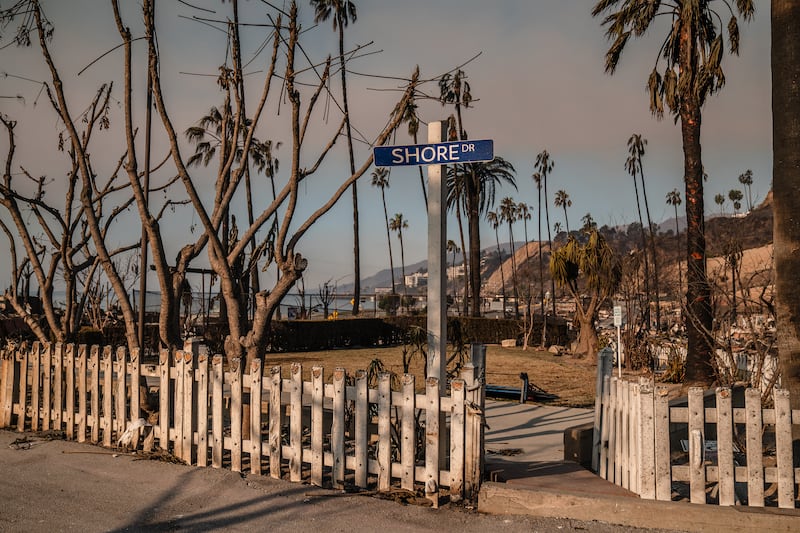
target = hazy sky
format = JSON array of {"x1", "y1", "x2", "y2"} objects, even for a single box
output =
[{"x1": 0, "y1": 0, "x2": 771, "y2": 293}]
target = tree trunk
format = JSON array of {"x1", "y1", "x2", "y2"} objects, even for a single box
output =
[
  {"x1": 338, "y1": 23, "x2": 360, "y2": 316},
  {"x1": 772, "y1": 0, "x2": 800, "y2": 409},
  {"x1": 467, "y1": 172, "x2": 482, "y2": 317},
  {"x1": 680, "y1": 102, "x2": 713, "y2": 385},
  {"x1": 574, "y1": 300, "x2": 600, "y2": 363}
]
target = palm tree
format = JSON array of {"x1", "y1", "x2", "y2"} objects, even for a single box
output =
[
  {"x1": 581, "y1": 212, "x2": 597, "y2": 231},
  {"x1": 186, "y1": 105, "x2": 280, "y2": 322},
  {"x1": 444, "y1": 143, "x2": 470, "y2": 316},
  {"x1": 728, "y1": 189, "x2": 744, "y2": 215},
  {"x1": 394, "y1": 95, "x2": 427, "y2": 206},
  {"x1": 665, "y1": 189, "x2": 683, "y2": 300},
  {"x1": 487, "y1": 210, "x2": 507, "y2": 316},
  {"x1": 715, "y1": 193, "x2": 726, "y2": 214},
  {"x1": 553, "y1": 222, "x2": 563, "y2": 236},
  {"x1": 500, "y1": 197, "x2": 521, "y2": 318},
  {"x1": 738, "y1": 169, "x2": 754, "y2": 212},
  {"x1": 593, "y1": 0, "x2": 755, "y2": 385},
  {"x1": 389, "y1": 213, "x2": 408, "y2": 309},
  {"x1": 371, "y1": 167, "x2": 395, "y2": 294},
  {"x1": 311, "y1": 0, "x2": 362, "y2": 315},
  {"x1": 554, "y1": 189, "x2": 572, "y2": 233},
  {"x1": 773, "y1": 0, "x2": 800, "y2": 408},
  {"x1": 446, "y1": 156, "x2": 517, "y2": 318},
  {"x1": 440, "y1": 70, "x2": 479, "y2": 315},
  {"x1": 550, "y1": 229, "x2": 621, "y2": 361},
  {"x1": 534, "y1": 150, "x2": 556, "y2": 316},
  {"x1": 626, "y1": 133, "x2": 659, "y2": 330}
]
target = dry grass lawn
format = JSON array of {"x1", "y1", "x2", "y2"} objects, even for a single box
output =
[{"x1": 264, "y1": 344, "x2": 597, "y2": 408}]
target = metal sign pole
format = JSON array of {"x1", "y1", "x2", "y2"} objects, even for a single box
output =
[{"x1": 427, "y1": 121, "x2": 447, "y2": 395}]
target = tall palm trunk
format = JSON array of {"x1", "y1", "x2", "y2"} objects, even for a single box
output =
[
  {"x1": 455, "y1": 201, "x2": 470, "y2": 315},
  {"x1": 772, "y1": 0, "x2": 800, "y2": 411},
  {"x1": 507, "y1": 221, "x2": 520, "y2": 318},
  {"x1": 632, "y1": 169, "x2": 651, "y2": 329},
  {"x1": 681, "y1": 101, "x2": 713, "y2": 385},
  {"x1": 543, "y1": 176, "x2": 556, "y2": 315},
  {"x1": 494, "y1": 225, "x2": 507, "y2": 315},
  {"x1": 381, "y1": 189, "x2": 396, "y2": 293},
  {"x1": 673, "y1": 203, "x2": 682, "y2": 302},
  {"x1": 639, "y1": 169, "x2": 660, "y2": 330},
  {"x1": 337, "y1": 20, "x2": 360, "y2": 316}
]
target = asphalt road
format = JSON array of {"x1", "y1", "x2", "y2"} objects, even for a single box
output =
[{"x1": 0, "y1": 429, "x2": 673, "y2": 533}]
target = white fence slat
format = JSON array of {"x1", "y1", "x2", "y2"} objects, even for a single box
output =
[
  {"x1": 130, "y1": 348, "x2": 141, "y2": 425},
  {"x1": 53, "y1": 343, "x2": 63, "y2": 430},
  {"x1": 461, "y1": 365, "x2": 478, "y2": 498},
  {"x1": 76, "y1": 346, "x2": 87, "y2": 441},
  {"x1": 115, "y1": 347, "x2": 127, "y2": 444},
  {"x1": 377, "y1": 372, "x2": 392, "y2": 491},
  {"x1": 269, "y1": 365, "x2": 282, "y2": 479},
  {"x1": 197, "y1": 354, "x2": 209, "y2": 467},
  {"x1": 773, "y1": 388, "x2": 793, "y2": 509},
  {"x1": 17, "y1": 345, "x2": 29, "y2": 432},
  {"x1": 599, "y1": 374, "x2": 611, "y2": 479},
  {"x1": 42, "y1": 343, "x2": 53, "y2": 431},
  {"x1": 89, "y1": 346, "x2": 99, "y2": 442},
  {"x1": 101, "y1": 346, "x2": 112, "y2": 446},
  {"x1": 173, "y1": 351, "x2": 185, "y2": 461},
  {"x1": 401, "y1": 373, "x2": 416, "y2": 492},
  {"x1": 181, "y1": 351, "x2": 194, "y2": 463},
  {"x1": 250, "y1": 359, "x2": 262, "y2": 475},
  {"x1": 593, "y1": 349, "x2": 612, "y2": 472},
  {"x1": 654, "y1": 385, "x2": 671, "y2": 501},
  {"x1": 355, "y1": 370, "x2": 368, "y2": 488},
  {"x1": 64, "y1": 344, "x2": 75, "y2": 439},
  {"x1": 0, "y1": 347, "x2": 14, "y2": 427},
  {"x1": 745, "y1": 388, "x2": 764, "y2": 506},
  {"x1": 608, "y1": 377, "x2": 619, "y2": 484},
  {"x1": 31, "y1": 342, "x2": 42, "y2": 432},
  {"x1": 290, "y1": 363, "x2": 302, "y2": 482},
  {"x1": 621, "y1": 380, "x2": 630, "y2": 490},
  {"x1": 212, "y1": 356, "x2": 224, "y2": 469},
  {"x1": 229, "y1": 358, "x2": 243, "y2": 473},
  {"x1": 715, "y1": 387, "x2": 735, "y2": 506},
  {"x1": 158, "y1": 349, "x2": 170, "y2": 450},
  {"x1": 310, "y1": 366, "x2": 324, "y2": 487},
  {"x1": 332, "y1": 368, "x2": 346, "y2": 489},
  {"x1": 688, "y1": 387, "x2": 706, "y2": 504},
  {"x1": 449, "y1": 378, "x2": 466, "y2": 502},
  {"x1": 638, "y1": 380, "x2": 655, "y2": 499},
  {"x1": 425, "y1": 377, "x2": 440, "y2": 508}
]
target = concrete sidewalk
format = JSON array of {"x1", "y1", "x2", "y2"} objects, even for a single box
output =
[
  {"x1": 0, "y1": 429, "x2": 660, "y2": 533},
  {"x1": 479, "y1": 399, "x2": 800, "y2": 532}
]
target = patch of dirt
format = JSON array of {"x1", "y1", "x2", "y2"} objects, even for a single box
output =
[{"x1": 264, "y1": 344, "x2": 598, "y2": 408}]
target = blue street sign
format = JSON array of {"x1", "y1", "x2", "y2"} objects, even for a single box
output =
[{"x1": 374, "y1": 139, "x2": 494, "y2": 167}]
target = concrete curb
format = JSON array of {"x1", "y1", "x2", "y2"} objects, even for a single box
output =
[{"x1": 478, "y1": 482, "x2": 800, "y2": 532}]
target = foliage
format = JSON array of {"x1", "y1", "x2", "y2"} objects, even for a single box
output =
[{"x1": 659, "y1": 344, "x2": 686, "y2": 384}]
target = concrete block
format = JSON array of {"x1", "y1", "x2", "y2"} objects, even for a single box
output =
[{"x1": 563, "y1": 422, "x2": 594, "y2": 469}]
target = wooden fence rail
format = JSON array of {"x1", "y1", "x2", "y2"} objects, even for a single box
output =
[
  {"x1": 0, "y1": 341, "x2": 485, "y2": 505},
  {"x1": 593, "y1": 350, "x2": 800, "y2": 508}
]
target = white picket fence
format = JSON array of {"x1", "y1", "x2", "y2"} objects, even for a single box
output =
[
  {"x1": 0, "y1": 341, "x2": 485, "y2": 505},
  {"x1": 593, "y1": 349, "x2": 800, "y2": 508}
]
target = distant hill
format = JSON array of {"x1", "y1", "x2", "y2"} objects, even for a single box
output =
[{"x1": 344, "y1": 194, "x2": 774, "y2": 294}]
